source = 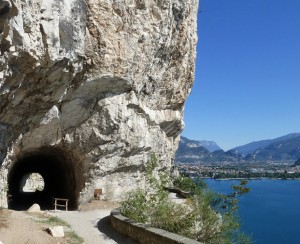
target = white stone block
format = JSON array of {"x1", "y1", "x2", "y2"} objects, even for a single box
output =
[
  {"x1": 47, "y1": 226, "x2": 64, "y2": 238},
  {"x1": 27, "y1": 203, "x2": 41, "y2": 213}
]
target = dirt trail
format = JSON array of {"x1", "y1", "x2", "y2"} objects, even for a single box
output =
[
  {"x1": 0, "y1": 200, "x2": 136, "y2": 244},
  {"x1": 50, "y1": 209, "x2": 136, "y2": 244},
  {"x1": 49, "y1": 200, "x2": 137, "y2": 244},
  {"x1": 0, "y1": 210, "x2": 59, "y2": 244}
]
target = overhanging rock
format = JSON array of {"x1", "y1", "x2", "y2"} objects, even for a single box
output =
[{"x1": 0, "y1": 0, "x2": 199, "y2": 208}]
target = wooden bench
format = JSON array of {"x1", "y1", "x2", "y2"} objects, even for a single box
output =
[
  {"x1": 94, "y1": 189, "x2": 102, "y2": 200},
  {"x1": 54, "y1": 198, "x2": 69, "y2": 211}
]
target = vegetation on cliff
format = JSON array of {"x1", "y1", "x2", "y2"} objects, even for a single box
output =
[{"x1": 121, "y1": 154, "x2": 251, "y2": 243}]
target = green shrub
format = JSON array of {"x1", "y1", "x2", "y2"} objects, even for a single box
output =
[
  {"x1": 173, "y1": 176, "x2": 198, "y2": 192},
  {"x1": 120, "y1": 189, "x2": 148, "y2": 223},
  {"x1": 120, "y1": 154, "x2": 251, "y2": 243}
]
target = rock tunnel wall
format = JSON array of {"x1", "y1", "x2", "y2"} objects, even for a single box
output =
[{"x1": 0, "y1": 0, "x2": 199, "y2": 208}]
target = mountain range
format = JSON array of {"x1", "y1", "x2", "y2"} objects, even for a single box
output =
[
  {"x1": 233, "y1": 133, "x2": 300, "y2": 156},
  {"x1": 176, "y1": 133, "x2": 300, "y2": 164},
  {"x1": 179, "y1": 137, "x2": 222, "y2": 152}
]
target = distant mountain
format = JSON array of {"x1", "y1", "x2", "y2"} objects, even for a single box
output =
[
  {"x1": 233, "y1": 133, "x2": 300, "y2": 156},
  {"x1": 209, "y1": 149, "x2": 243, "y2": 163},
  {"x1": 292, "y1": 158, "x2": 300, "y2": 167},
  {"x1": 233, "y1": 140, "x2": 274, "y2": 156},
  {"x1": 175, "y1": 140, "x2": 210, "y2": 164},
  {"x1": 176, "y1": 133, "x2": 300, "y2": 164},
  {"x1": 180, "y1": 136, "x2": 221, "y2": 152},
  {"x1": 250, "y1": 135, "x2": 300, "y2": 161},
  {"x1": 175, "y1": 137, "x2": 241, "y2": 164},
  {"x1": 198, "y1": 140, "x2": 222, "y2": 152}
]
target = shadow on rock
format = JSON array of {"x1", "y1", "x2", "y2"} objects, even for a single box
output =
[{"x1": 97, "y1": 216, "x2": 138, "y2": 244}]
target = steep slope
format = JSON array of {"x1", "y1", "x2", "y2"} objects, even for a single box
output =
[
  {"x1": 175, "y1": 137, "x2": 242, "y2": 164},
  {"x1": 292, "y1": 159, "x2": 300, "y2": 167},
  {"x1": 233, "y1": 133, "x2": 300, "y2": 156},
  {"x1": 198, "y1": 140, "x2": 222, "y2": 152},
  {"x1": 180, "y1": 136, "x2": 221, "y2": 152},
  {"x1": 175, "y1": 138, "x2": 211, "y2": 164},
  {"x1": 0, "y1": 0, "x2": 199, "y2": 208},
  {"x1": 251, "y1": 136, "x2": 300, "y2": 161}
]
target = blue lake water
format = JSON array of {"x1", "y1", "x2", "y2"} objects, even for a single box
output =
[{"x1": 205, "y1": 179, "x2": 300, "y2": 244}]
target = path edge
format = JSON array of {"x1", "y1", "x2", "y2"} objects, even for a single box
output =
[{"x1": 110, "y1": 208, "x2": 202, "y2": 244}]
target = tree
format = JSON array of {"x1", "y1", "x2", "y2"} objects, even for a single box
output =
[{"x1": 121, "y1": 154, "x2": 251, "y2": 243}]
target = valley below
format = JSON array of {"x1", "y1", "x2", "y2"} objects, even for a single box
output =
[
  {"x1": 176, "y1": 133, "x2": 300, "y2": 180},
  {"x1": 178, "y1": 161, "x2": 300, "y2": 180}
]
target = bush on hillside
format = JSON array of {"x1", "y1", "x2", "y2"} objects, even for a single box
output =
[{"x1": 120, "y1": 154, "x2": 251, "y2": 243}]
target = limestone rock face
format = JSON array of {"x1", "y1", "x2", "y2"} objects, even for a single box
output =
[{"x1": 0, "y1": 0, "x2": 198, "y2": 208}]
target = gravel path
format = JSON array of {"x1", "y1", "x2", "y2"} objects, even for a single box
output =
[
  {"x1": 49, "y1": 209, "x2": 137, "y2": 244},
  {"x1": 51, "y1": 194, "x2": 185, "y2": 244}
]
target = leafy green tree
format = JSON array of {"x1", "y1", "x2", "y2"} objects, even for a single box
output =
[{"x1": 121, "y1": 153, "x2": 251, "y2": 243}]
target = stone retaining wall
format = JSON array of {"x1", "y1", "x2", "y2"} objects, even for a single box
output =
[{"x1": 110, "y1": 209, "x2": 202, "y2": 244}]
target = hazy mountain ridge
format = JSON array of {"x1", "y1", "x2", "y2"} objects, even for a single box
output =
[
  {"x1": 292, "y1": 159, "x2": 300, "y2": 167},
  {"x1": 180, "y1": 136, "x2": 221, "y2": 152},
  {"x1": 176, "y1": 133, "x2": 300, "y2": 164},
  {"x1": 249, "y1": 135, "x2": 300, "y2": 161},
  {"x1": 233, "y1": 133, "x2": 300, "y2": 156},
  {"x1": 176, "y1": 137, "x2": 241, "y2": 163}
]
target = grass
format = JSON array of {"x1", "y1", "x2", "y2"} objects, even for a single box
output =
[
  {"x1": 44, "y1": 216, "x2": 84, "y2": 243},
  {"x1": 40, "y1": 216, "x2": 70, "y2": 226},
  {"x1": 27, "y1": 212, "x2": 84, "y2": 243},
  {"x1": 67, "y1": 231, "x2": 85, "y2": 244}
]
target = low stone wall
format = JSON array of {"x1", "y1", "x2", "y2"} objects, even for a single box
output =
[
  {"x1": 164, "y1": 187, "x2": 191, "y2": 198},
  {"x1": 110, "y1": 209, "x2": 202, "y2": 244}
]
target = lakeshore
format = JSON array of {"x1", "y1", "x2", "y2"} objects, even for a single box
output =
[
  {"x1": 205, "y1": 179, "x2": 300, "y2": 244},
  {"x1": 178, "y1": 162, "x2": 300, "y2": 180},
  {"x1": 198, "y1": 177, "x2": 300, "y2": 180}
]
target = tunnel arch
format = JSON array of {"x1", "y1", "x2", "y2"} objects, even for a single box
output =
[{"x1": 8, "y1": 146, "x2": 84, "y2": 210}]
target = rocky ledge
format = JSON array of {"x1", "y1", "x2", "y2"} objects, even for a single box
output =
[{"x1": 0, "y1": 0, "x2": 198, "y2": 208}]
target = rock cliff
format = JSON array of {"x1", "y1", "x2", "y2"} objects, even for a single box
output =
[{"x1": 0, "y1": 0, "x2": 198, "y2": 208}]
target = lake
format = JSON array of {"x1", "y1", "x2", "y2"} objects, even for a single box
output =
[{"x1": 205, "y1": 179, "x2": 300, "y2": 244}]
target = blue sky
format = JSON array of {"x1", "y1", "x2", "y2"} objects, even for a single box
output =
[{"x1": 182, "y1": 0, "x2": 300, "y2": 150}]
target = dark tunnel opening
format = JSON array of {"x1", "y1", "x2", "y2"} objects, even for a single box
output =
[{"x1": 8, "y1": 147, "x2": 83, "y2": 211}]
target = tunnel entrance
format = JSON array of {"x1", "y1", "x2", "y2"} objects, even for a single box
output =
[{"x1": 8, "y1": 147, "x2": 83, "y2": 211}]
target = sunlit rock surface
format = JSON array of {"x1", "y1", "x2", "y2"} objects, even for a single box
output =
[{"x1": 0, "y1": 0, "x2": 198, "y2": 207}]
